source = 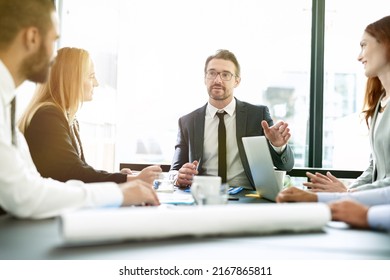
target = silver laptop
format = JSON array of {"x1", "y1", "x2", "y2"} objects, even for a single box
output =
[{"x1": 242, "y1": 136, "x2": 282, "y2": 201}]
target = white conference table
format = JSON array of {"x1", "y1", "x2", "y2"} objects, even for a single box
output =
[{"x1": 0, "y1": 191, "x2": 389, "y2": 260}]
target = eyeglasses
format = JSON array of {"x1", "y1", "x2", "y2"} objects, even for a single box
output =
[{"x1": 205, "y1": 70, "x2": 236, "y2": 81}]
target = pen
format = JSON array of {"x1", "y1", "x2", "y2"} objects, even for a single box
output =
[
  {"x1": 228, "y1": 197, "x2": 239, "y2": 201},
  {"x1": 196, "y1": 158, "x2": 201, "y2": 172}
]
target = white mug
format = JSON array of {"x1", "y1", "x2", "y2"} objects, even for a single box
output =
[
  {"x1": 191, "y1": 176, "x2": 227, "y2": 205},
  {"x1": 274, "y1": 170, "x2": 286, "y2": 189}
]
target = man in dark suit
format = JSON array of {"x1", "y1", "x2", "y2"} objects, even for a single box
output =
[{"x1": 171, "y1": 49, "x2": 294, "y2": 189}]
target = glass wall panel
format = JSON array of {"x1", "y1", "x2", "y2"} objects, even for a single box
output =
[
  {"x1": 58, "y1": 0, "x2": 120, "y2": 171},
  {"x1": 17, "y1": 0, "x2": 390, "y2": 176},
  {"x1": 323, "y1": 0, "x2": 389, "y2": 170},
  {"x1": 114, "y1": 0, "x2": 312, "y2": 169},
  {"x1": 58, "y1": 0, "x2": 312, "y2": 172}
]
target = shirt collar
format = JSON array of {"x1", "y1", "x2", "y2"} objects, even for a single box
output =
[
  {"x1": 207, "y1": 98, "x2": 236, "y2": 118},
  {"x1": 0, "y1": 59, "x2": 17, "y2": 106}
]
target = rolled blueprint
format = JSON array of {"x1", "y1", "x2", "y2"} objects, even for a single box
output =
[{"x1": 60, "y1": 203, "x2": 330, "y2": 244}]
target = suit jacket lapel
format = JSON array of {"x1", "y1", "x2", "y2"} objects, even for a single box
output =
[
  {"x1": 235, "y1": 99, "x2": 254, "y2": 185},
  {"x1": 369, "y1": 92, "x2": 385, "y2": 181},
  {"x1": 235, "y1": 99, "x2": 247, "y2": 141},
  {"x1": 193, "y1": 104, "x2": 207, "y2": 164},
  {"x1": 371, "y1": 92, "x2": 390, "y2": 180}
]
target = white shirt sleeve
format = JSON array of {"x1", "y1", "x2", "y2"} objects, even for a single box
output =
[
  {"x1": 367, "y1": 205, "x2": 390, "y2": 232},
  {"x1": 317, "y1": 186, "x2": 390, "y2": 206},
  {"x1": 269, "y1": 142, "x2": 287, "y2": 154},
  {"x1": 0, "y1": 61, "x2": 123, "y2": 219},
  {"x1": 317, "y1": 187, "x2": 390, "y2": 232},
  {"x1": 0, "y1": 135, "x2": 123, "y2": 219}
]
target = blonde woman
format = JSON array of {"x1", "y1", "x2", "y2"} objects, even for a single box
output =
[{"x1": 19, "y1": 47, "x2": 161, "y2": 184}]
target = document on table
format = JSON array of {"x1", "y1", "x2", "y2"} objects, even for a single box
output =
[
  {"x1": 60, "y1": 203, "x2": 331, "y2": 244},
  {"x1": 157, "y1": 191, "x2": 195, "y2": 205}
]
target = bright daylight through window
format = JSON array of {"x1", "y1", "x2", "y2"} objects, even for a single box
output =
[{"x1": 15, "y1": 0, "x2": 388, "y2": 174}]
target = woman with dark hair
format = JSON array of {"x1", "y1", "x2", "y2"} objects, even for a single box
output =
[
  {"x1": 304, "y1": 15, "x2": 390, "y2": 193},
  {"x1": 277, "y1": 16, "x2": 390, "y2": 232}
]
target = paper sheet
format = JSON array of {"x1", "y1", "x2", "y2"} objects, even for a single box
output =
[
  {"x1": 60, "y1": 203, "x2": 330, "y2": 244},
  {"x1": 157, "y1": 192, "x2": 195, "y2": 205}
]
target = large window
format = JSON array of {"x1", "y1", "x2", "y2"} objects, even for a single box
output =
[
  {"x1": 322, "y1": 0, "x2": 389, "y2": 170},
  {"x1": 17, "y1": 0, "x2": 387, "y2": 174},
  {"x1": 57, "y1": 0, "x2": 311, "y2": 171},
  {"x1": 114, "y1": 0, "x2": 313, "y2": 168}
]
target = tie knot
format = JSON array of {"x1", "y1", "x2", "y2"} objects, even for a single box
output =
[{"x1": 216, "y1": 111, "x2": 227, "y2": 120}]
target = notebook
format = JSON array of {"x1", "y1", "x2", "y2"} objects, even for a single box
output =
[{"x1": 242, "y1": 136, "x2": 283, "y2": 201}]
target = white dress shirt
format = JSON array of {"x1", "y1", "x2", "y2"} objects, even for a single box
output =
[
  {"x1": 318, "y1": 187, "x2": 390, "y2": 231},
  {"x1": 0, "y1": 60, "x2": 122, "y2": 219},
  {"x1": 202, "y1": 99, "x2": 286, "y2": 187},
  {"x1": 203, "y1": 99, "x2": 251, "y2": 187}
]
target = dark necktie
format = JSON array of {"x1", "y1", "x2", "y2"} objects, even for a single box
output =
[
  {"x1": 217, "y1": 111, "x2": 227, "y2": 183},
  {"x1": 11, "y1": 97, "x2": 17, "y2": 146}
]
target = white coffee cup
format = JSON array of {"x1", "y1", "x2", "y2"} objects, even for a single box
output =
[
  {"x1": 274, "y1": 170, "x2": 286, "y2": 189},
  {"x1": 191, "y1": 176, "x2": 227, "y2": 205}
]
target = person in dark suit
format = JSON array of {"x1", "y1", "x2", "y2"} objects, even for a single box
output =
[
  {"x1": 19, "y1": 47, "x2": 162, "y2": 184},
  {"x1": 171, "y1": 49, "x2": 294, "y2": 188}
]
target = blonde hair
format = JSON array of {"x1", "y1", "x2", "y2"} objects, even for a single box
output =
[{"x1": 19, "y1": 47, "x2": 91, "y2": 133}]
